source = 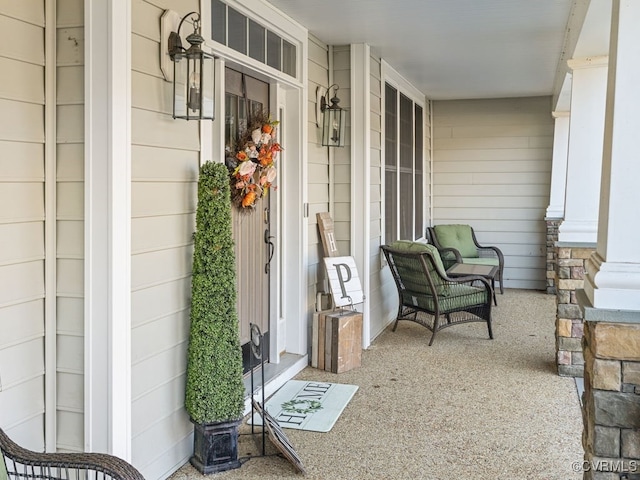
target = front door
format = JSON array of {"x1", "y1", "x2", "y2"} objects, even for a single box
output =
[{"x1": 225, "y1": 68, "x2": 273, "y2": 372}]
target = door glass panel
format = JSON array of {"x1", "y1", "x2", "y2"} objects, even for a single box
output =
[
  {"x1": 225, "y1": 93, "x2": 243, "y2": 157},
  {"x1": 225, "y1": 68, "x2": 271, "y2": 373}
]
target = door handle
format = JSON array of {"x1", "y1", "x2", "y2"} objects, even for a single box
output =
[{"x1": 264, "y1": 229, "x2": 275, "y2": 274}]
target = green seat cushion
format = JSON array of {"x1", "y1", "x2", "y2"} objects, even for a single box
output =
[
  {"x1": 462, "y1": 257, "x2": 499, "y2": 267},
  {"x1": 0, "y1": 451, "x2": 8, "y2": 480},
  {"x1": 433, "y1": 224, "x2": 478, "y2": 258},
  {"x1": 401, "y1": 284, "x2": 487, "y2": 312}
]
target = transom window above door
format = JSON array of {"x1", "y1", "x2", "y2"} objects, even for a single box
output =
[{"x1": 210, "y1": 0, "x2": 297, "y2": 78}]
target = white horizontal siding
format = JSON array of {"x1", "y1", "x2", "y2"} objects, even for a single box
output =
[
  {"x1": 0, "y1": 7, "x2": 46, "y2": 449},
  {"x1": 56, "y1": 410, "x2": 83, "y2": 452},
  {"x1": 132, "y1": 214, "x2": 196, "y2": 254},
  {"x1": 332, "y1": 44, "x2": 351, "y2": 257},
  {"x1": 307, "y1": 35, "x2": 330, "y2": 317},
  {"x1": 432, "y1": 97, "x2": 553, "y2": 290},
  {"x1": 131, "y1": 246, "x2": 193, "y2": 291},
  {"x1": 0, "y1": 14, "x2": 44, "y2": 65},
  {"x1": 131, "y1": 279, "x2": 191, "y2": 329}
]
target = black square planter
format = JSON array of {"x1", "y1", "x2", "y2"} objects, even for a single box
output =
[{"x1": 190, "y1": 419, "x2": 242, "y2": 474}]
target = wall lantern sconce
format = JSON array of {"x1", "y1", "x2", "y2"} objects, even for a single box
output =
[
  {"x1": 167, "y1": 11, "x2": 216, "y2": 121},
  {"x1": 316, "y1": 84, "x2": 346, "y2": 147}
]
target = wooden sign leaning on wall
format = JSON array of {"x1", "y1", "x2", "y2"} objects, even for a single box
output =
[
  {"x1": 316, "y1": 212, "x2": 340, "y2": 258},
  {"x1": 323, "y1": 256, "x2": 364, "y2": 308}
]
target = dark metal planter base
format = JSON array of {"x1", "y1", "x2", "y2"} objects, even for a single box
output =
[{"x1": 190, "y1": 419, "x2": 242, "y2": 475}]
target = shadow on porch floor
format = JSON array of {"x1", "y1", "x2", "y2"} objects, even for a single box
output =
[{"x1": 171, "y1": 289, "x2": 583, "y2": 480}]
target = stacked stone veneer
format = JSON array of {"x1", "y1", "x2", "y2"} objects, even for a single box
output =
[
  {"x1": 556, "y1": 244, "x2": 596, "y2": 377},
  {"x1": 582, "y1": 319, "x2": 640, "y2": 480},
  {"x1": 546, "y1": 218, "x2": 561, "y2": 294}
]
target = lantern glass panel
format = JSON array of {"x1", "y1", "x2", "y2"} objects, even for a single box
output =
[
  {"x1": 173, "y1": 57, "x2": 188, "y2": 119},
  {"x1": 173, "y1": 51, "x2": 215, "y2": 120},
  {"x1": 322, "y1": 108, "x2": 346, "y2": 147},
  {"x1": 186, "y1": 55, "x2": 202, "y2": 117}
]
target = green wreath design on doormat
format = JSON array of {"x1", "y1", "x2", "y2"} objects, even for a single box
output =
[{"x1": 281, "y1": 399, "x2": 323, "y2": 414}]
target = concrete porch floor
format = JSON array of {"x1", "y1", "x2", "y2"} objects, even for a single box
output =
[{"x1": 171, "y1": 289, "x2": 583, "y2": 480}]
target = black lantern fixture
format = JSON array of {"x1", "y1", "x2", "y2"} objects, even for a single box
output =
[
  {"x1": 319, "y1": 84, "x2": 346, "y2": 147},
  {"x1": 168, "y1": 12, "x2": 216, "y2": 121}
]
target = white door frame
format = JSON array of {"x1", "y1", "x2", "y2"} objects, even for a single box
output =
[{"x1": 200, "y1": 0, "x2": 309, "y2": 361}]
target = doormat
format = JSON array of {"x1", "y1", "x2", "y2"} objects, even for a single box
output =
[{"x1": 250, "y1": 380, "x2": 358, "y2": 432}]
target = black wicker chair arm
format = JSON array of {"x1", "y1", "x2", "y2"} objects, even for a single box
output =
[
  {"x1": 470, "y1": 230, "x2": 504, "y2": 260},
  {"x1": 0, "y1": 428, "x2": 145, "y2": 480},
  {"x1": 440, "y1": 273, "x2": 491, "y2": 290},
  {"x1": 437, "y1": 246, "x2": 462, "y2": 263},
  {"x1": 476, "y1": 244, "x2": 504, "y2": 262}
]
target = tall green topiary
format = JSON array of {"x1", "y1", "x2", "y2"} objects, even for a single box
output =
[{"x1": 185, "y1": 161, "x2": 245, "y2": 424}]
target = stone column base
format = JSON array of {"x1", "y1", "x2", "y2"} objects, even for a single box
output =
[
  {"x1": 555, "y1": 243, "x2": 595, "y2": 377},
  {"x1": 580, "y1": 291, "x2": 640, "y2": 480},
  {"x1": 546, "y1": 218, "x2": 561, "y2": 295}
]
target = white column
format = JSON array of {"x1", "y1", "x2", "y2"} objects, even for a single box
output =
[
  {"x1": 546, "y1": 111, "x2": 569, "y2": 218},
  {"x1": 84, "y1": 0, "x2": 132, "y2": 459},
  {"x1": 585, "y1": 0, "x2": 640, "y2": 311},
  {"x1": 350, "y1": 43, "x2": 371, "y2": 348},
  {"x1": 558, "y1": 56, "x2": 608, "y2": 243}
]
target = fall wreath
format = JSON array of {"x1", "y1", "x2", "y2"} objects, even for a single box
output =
[{"x1": 227, "y1": 112, "x2": 281, "y2": 211}]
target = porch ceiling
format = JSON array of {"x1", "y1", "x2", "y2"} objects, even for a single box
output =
[{"x1": 265, "y1": 0, "x2": 575, "y2": 100}]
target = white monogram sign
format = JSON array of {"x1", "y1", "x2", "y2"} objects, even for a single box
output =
[{"x1": 323, "y1": 256, "x2": 364, "y2": 307}]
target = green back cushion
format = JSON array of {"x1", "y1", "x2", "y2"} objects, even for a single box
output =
[
  {"x1": 433, "y1": 224, "x2": 478, "y2": 258},
  {"x1": 388, "y1": 241, "x2": 450, "y2": 296},
  {"x1": 389, "y1": 240, "x2": 447, "y2": 275},
  {"x1": 0, "y1": 451, "x2": 8, "y2": 480}
]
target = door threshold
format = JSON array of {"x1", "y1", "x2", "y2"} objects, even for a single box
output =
[{"x1": 242, "y1": 353, "x2": 307, "y2": 415}]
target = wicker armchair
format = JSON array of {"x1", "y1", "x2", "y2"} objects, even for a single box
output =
[
  {"x1": 0, "y1": 428, "x2": 145, "y2": 480},
  {"x1": 381, "y1": 242, "x2": 493, "y2": 346},
  {"x1": 426, "y1": 224, "x2": 505, "y2": 294}
]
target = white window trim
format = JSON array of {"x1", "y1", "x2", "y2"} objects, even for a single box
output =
[
  {"x1": 201, "y1": 0, "x2": 305, "y2": 89},
  {"x1": 381, "y1": 60, "x2": 427, "y2": 244},
  {"x1": 382, "y1": 60, "x2": 426, "y2": 108}
]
